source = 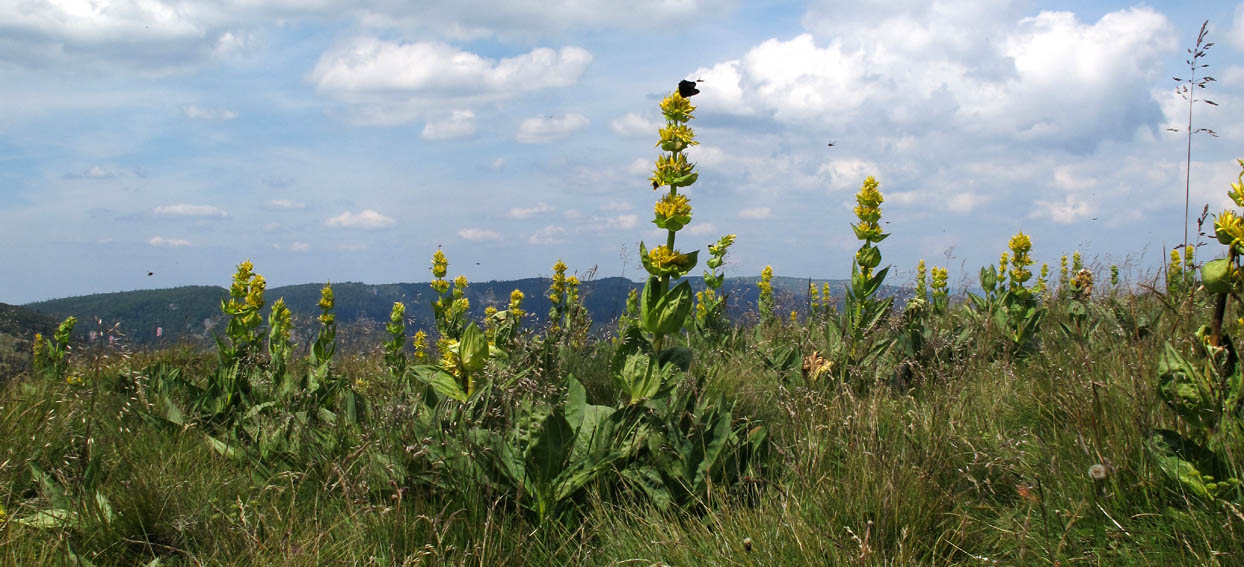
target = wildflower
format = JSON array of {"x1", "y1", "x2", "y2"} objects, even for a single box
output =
[
  {"x1": 1072, "y1": 268, "x2": 1094, "y2": 299},
  {"x1": 649, "y1": 152, "x2": 697, "y2": 189},
  {"x1": 318, "y1": 284, "x2": 335, "y2": 326},
  {"x1": 757, "y1": 265, "x2": 774, "y2": 319},
  {"x1": 659, "y1": 91, "x2": 696, "y2": 123},
  {"x1": 508, "y1": 289, "x2": 526, "y2": 319},
  {"x1": 742, "y1": 537, "x2": 753, "y2": 553},
  {"x1": 789, "y1": 310, "x2": 798, "y2": 324},
  {"x1": 270, "y1": 298, "x2": 292, "y2": 344},
  {"x1": 709, "y1": 234, "x2": 737, "y2": 257},
  {"x1": 548, "y1": 260, "x2": 568, "y2": 304},
  {"x1": 653, "y1": 193, "x2": 692, "y2": 231},
  {"x1": 66, "y1": 374, "x2": 83, "y2": 385},
  {"x1": 1007, "y1": 232, "x2": 1033, "y2": 291},
  {"x1": 851, "y1": 176, "x2": 885, "y2": 244},
  {"x1": 412, "y1": 330, "x2": 429, "y2": 362},
  {"x1": 915, "y1": 259, "x2": 927, "y2": 300},
  {"x1": 453, "y1": 275, "x2": 469, "y2": 290},
  {"x1": 32, "y1": 333, "x2": 45, "y2": 373},
  {"x1": 802, "y1": 351, "x2": 832, "y2": 382},
  {"x1": 1035, "y1": 263, "x2": 1050, "y2": 295},
  {"x1": 643, "y1": 245, "x2": 695, "y2": 276},
  {"x1": 1230, "y1": 158, "x2": 1244, "y2": 207},
  {"x1": 1088, "y1": 463, "x2": 1108, "y2": 482},
  {"x1": 432, "y1": 250, "x2": 448, "y2": 279},
  {"x1": 657, "y1": 123, "x2": 698, "y2": 153}
]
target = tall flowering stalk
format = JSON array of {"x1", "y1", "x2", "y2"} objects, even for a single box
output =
[
  {"x1": 384, "y1": 302, "x2": 407, "y2": 379},
  {"x1": 218, "y1": 261, "x2": 265, "y2": 369},
  {"x1": 309, "y1": 283, "x2": 336, "y2": 368},
  {"x1": 696, "y1": 233, "x2": 735, "y2": 334},
  {"x1": 267, "y1": 298, "x2": 293, "y2": 390},
  {"x1": 757, "y1": 265, "x2": 774, "y2": 321},
  {"x1": 931, "y1": 266, "x2": 949, "y2": 314},
  {"x1": 611, "y1": 86, "x2": 703, "y2": 405}
]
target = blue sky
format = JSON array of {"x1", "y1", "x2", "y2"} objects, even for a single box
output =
[{"x1": 2, "y1": 0, "x2": 1243, "y2": 304}]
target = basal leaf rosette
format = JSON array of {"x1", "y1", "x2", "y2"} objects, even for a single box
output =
[
  {"x1": 653, "y1": 193, "x2": 692, "y2": 231},
  {"x1": 640, "y1": 242, "x2": 698, "y2": 278}
]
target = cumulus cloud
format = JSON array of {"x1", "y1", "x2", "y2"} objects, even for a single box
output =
[
  {"x1": 290, "y1": 242, "x2": 310, "y2": 252},
  {"x1": 687, "y1": 223, "x2": 718, "y2": 235},
  {"x1": 516, "y1": 113, "x2": 590, "y2": 143},
  {"x1": 610, "y1": 112, "x2": 662, "y2": 137},
  {"x1": 528, "y1": 225, "x2": 566, "y2": 244},
  {"x1": 739, "y1": 207, "x2": 772, "y2": 219},
  {"x1": 509, "y1": 203, "x2": 554, "y2": 219},
  {"x1": 458, "y1": 227, "x2": 502, "y2": 241},
  {"x1": 1033, "y1": 194, "x2": 1094, "y2": 224},
  {"x1": 182, "y1": 104, "x2": 237, "y2": 120},
  {"x1": 312, "y1": 40, "x2": 591, "y2": 93},
  {"x1": 154, "y1": 204, "x2": 228, "y2": 217},
  {"x1": 691, "y1": 5, "x2": 1175, "y2": 150},
  {"x1": 148, "y1": 236, "x2": 191, "y2": 247},
  {"x1": 325, "y1": 209, "x2": 396, "y2": 229}
]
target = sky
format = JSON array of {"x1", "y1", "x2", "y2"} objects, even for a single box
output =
[{"x1": 2, "y1": 0, "x2": 1243, "y2": 304}]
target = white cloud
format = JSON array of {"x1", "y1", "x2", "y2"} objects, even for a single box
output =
[
  {"x1": 739, "y1": 207, "x2": 772, "y2": 219},
  {"x1": 509, "y1": 203, "x2": 554, "y2": 219},
  {"x1": 148, "y1": 236, "x2": 190, "y2": 247},
  {"x1": 154, "y1": 204, "x2": 228, "y2": 217},
  {"x1": 1232, "y1": 4, "x2": 1244, "y2": 51},
  {"x1": 578, "y1": 214, "x2": 637, "y2": 231},
  {"x1": 182, "y1": 104, "x2": 237, "y2": 120},
  {"x1": 610, "y1": 112, "x2": 661, "y2": 137},
  {"x1": 84, "y1": 166, "x2": 117, "y2": 179},
  {"x1": 946, "y1": 192, "x2": 983, "y2": 213},
  {"x1": 528, "y1": 225, "x2": 566, "y2": 245},
  {"x1": 687, "y1": 223, "x2": 718, "y2": 235},
  {"x1": 310, "y1": 39, "x2": 591, "y2": 125},
  {"x1": 602, "y1": 200, "x2": 632, "y2": 212},
  {"x1": 325, "y1": 209, "x2": 396, "y2": 229},
  {"x1": 516, "y1": 113, "x2": 590, "y2": 143},
  {"x1": 458, "y1": 227, "x2": 502, "y2": 241},
  {"x1": 422, "y1": 110, "x2": 477, "y2": 140},
  {"x1": 290, "y1": 242, "x2": 310, "y2": 252},
  {"x1": 628, "y1": 158, "x2": 650, "y2": 175},
  {"x1": 267, "y1": 199, "x2": 306, "y2": 210},
  {"x1": 1033, "y1": 194, "x2": 1094, "y2": 224},
  {"x1": 692, "y1": 6, "x2": 1175, "y2": 149},
  {"x1": 816, "y1": 159, "x2": 880, "y2": 191}
]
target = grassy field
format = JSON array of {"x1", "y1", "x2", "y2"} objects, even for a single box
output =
[{"x1": 2, "y1": 270, "x2": 1242, "y2": 566}]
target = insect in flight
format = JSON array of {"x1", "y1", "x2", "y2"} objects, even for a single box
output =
[{"x1": 678, "y1": 79, "x2": 702, "y2": 98}]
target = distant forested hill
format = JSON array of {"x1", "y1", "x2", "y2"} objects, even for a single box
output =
[{"x1": 19, "y1": 276, "x2": 874, "y2": 347}]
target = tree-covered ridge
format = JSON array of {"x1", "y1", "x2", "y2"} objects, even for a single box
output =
[{"x1": 20, "y1": 276, "x2": 865, "y2": 346}]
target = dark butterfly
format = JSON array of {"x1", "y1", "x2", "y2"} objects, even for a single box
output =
[
  {"x1": 678, "y1": 79, "x2": 700, "y2": 98},
  {"x1": 147, "y1": 272, "x2": 154, "y2": 276}
]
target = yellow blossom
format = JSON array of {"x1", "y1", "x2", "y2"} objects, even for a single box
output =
[
  {"x1": 659, "y1": 92, "x2": 696, "y2": 123},
  {"x1": 432, "y1": 250, "x2": 448, "y2": 279}
]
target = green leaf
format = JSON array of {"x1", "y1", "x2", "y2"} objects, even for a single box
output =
[
  {"x1": 459, "y1": 323, "x2": 488, "y2": 373},
  {"x1": 658, "y1": 346, "x2": 694, "y2": 372},
  {"x1": 1148, "y1": 429, "x2": 1223, "y2": 500},
  {"x1": 564, "y1": 375, "x2": 588, "y2": 432},
  {"x1": 621, "y1": 465, "x2": 672, "y2": 510},
  {"x1": 411, "y1": 366, "x2": 468, "y2": 402},
  {"x1": 17, "y1": 508, "x2": 78, "y2": 529},
  {"x1": 1157, "y1": 343, "x2": 1218, "y2": 430},
  {"x1": 647, "y1": 281, "x2": 693, "y2": 335},
  {"x1": 528, "y1": 410, "x2": 574, "y2": 488},
  {"x1": 639, "y1": 275, "x2": 666, "y2": 330}
]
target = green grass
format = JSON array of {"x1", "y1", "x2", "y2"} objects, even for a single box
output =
[{"x1": 2, "y1": 289, "x2": 1243, "y2": 566}]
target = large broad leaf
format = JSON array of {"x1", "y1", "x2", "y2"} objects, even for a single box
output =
[
  {"x1": 411, "y1": 366, "x2": 468, "y2": 402},
  {"x1": 1157, "y1": 343, "x2": 1218, "y2": 431},
  {"x1": 621, "y1": 465, "x2": 672, "y2": 511},
  {"x1": 459, "y1": 323, "x2": 489, "y2": 374},
  {"x1": 611, "y1": 325, "x2": 651, "y2": 376},
  {"x1": 564, "y1": 375, "x2": 588, "y2": 432},
  {"x1": 528, "y1": 410, "x2": 574, "y2": 489},
  {"x1": 1148, "y1": 429, "x2": 1224, "y2": 500},
  {"x1": 647, "y1": 280, "x2": 693, "y2": 335}
]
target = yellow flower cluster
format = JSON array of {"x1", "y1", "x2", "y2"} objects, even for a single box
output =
[
  {"x1": 1229, "y1": 158, "x2": 1244, "y2": 208},
  {"x1": 1216, "y1": 210, "x2": 1244, "y2": 249},
  {"x1": 508, "y1": 289, "x2": 525, "y2": 319},
  {"x1": 709, "y1": 234, "x2": 737, "y2": 256},
  {"x1": 549, "y1": 260, "x2": 568, "y2": 304},
  {"x1": 432, "y1": 250, "x2": 448, "y2": 279},
  {"x1": 654, "y1": 193, "x2": 691, "y2": 219},
  {"x1": 647, "y1": 245, "x2": 693, "y2": 271},
  {"x1": 412, "y1": 330, "x2": 429, "y2": 362},
  {"x1": 659, "y1": 92, "x2": 696, "y2": 123},
  {"x1": 649, "y1": 153, "x2": 696, "y2": 189},
  {"x1": 438, "y1": 337, "x2": 460, "y2": 376},
  {"x1": 931, "y1": 266, "x2": 949, "y2": 291},
  {"x1": 853, "y1": 176, "x2": 884, "y2": 241},
  {"x1": 317, "y1": 284, "x2": 335, "y2": 325},
  {"x1": 270, "y1": 298, "x2": 292, "y2": 344},
  {"x1": 915, "y1": 259, "x2": 927, "y2": 298},
  {"x1": 1007, "y1": 231, "x2": 1033, "y2": 289},
  {"x1": 657, "y1": 123, "x2": 698, "y2": 153}
]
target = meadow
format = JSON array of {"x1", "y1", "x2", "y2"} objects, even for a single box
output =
[{"x1": 3, "y1": 88, "x2": 1244, "y2": 567}]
